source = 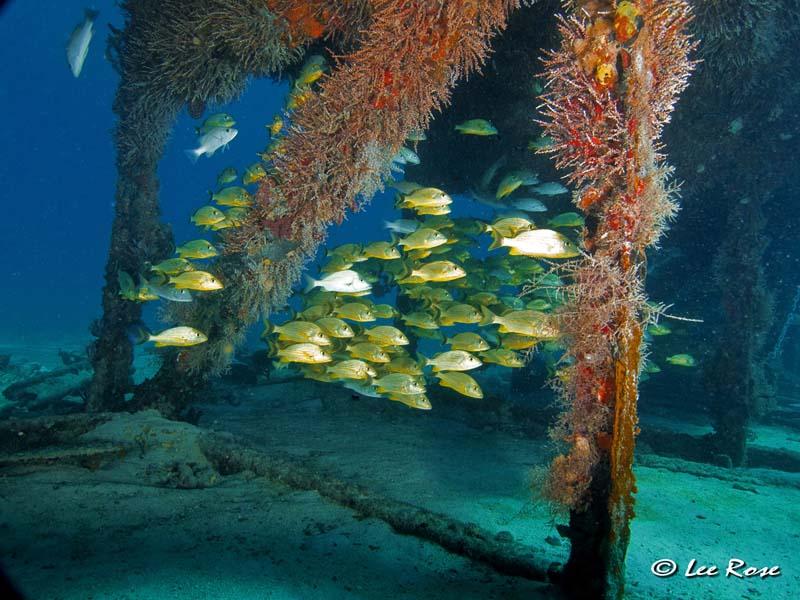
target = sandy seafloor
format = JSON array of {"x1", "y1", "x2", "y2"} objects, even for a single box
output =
[{"x1": 0, "y1": 340, "x2": 798, "y2": 600}]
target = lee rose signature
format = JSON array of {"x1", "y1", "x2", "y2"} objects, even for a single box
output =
[{"x1": 651, "y1": 558, "x2": 782, "y2": 579}]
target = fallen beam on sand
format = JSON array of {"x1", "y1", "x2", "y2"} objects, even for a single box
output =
[
  {"x1": 199, "y1": 432, "x2": 558, "y2": 584},
  {"x1": 2, "y1": 361, "x2": 91, "y2": 401},
  {"x1": 0, "y1": 413, "x2": 114, "y2": 454},
  {"x1": 0, "y1": 443, "x2": 129, "y2": 470}
]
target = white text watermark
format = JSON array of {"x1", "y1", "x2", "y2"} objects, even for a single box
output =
[{"x1": 651, "y1": 558, "x2": 781, "y2": 579}]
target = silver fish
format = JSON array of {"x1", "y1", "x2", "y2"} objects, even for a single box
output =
[
  {"x1": 147, "y1": 280, "x2": 193, "y2": 303},
  {"x1": 510, "y1": 197, "x2": 548, "y2": 212},
  {"x1": 66, "y1": 9, "x2": 98, "y2": 78},
  {"x1": 383, "y1": 219, "x2": 419, "y2": 234},
  {"x1": 304, "y1": 270, "x2": 372, "y2": 294},
  {"x1": 531, "y1": 182, "x2": 569, "y2": 196},
  {"x1": 469, "y1": 189, "x2": 507, "y2": 210},
  {"x1": 514, "y1": 170, "x2": 540, "y2": 186},
  {"x1": 341, "y1": 381, "x2": 382, "y2": 398},
  {"x1": 185, "y1": 127, "x2": 238, "y2": 162},
  {"x1": 397, "y1": 146, "x2": 420, "y2": 165},
  {"x1": 480, "y1": 155, "x2": 507, "y2": 191}
]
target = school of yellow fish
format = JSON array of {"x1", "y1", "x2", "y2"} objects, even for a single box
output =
[
  {"x1": 117, "y1": 55, "x2": 329, "y2": 348},
  {"x1": 116, "y1": 51, "x2": 695, "y2": 390},
  {"x1": 262, "y1": 171, "x2": 590, "y2": 410}
]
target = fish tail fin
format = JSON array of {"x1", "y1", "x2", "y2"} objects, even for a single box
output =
[
  {"x1": 430, "y1": 304, "x2": 443, "y2": 323},
  {"x1": 127, "y1": 322, "x2": 151, "y2": 345},
  {"x1": 329, "y1": 339, "x2": 347, "y2": 354},
  {"x1": 265, "y1": 339, "x2": 279, "y2": 356},
  {"x1": 117, "y1": 268, "x2": 133, "y2": 285},
  {"x1": 184, "y1": 148, "x2": 202, "y2": 163},
  {"x1": 261, "y1": 320, "x2": 274, "y2": 339},
  {"x1": 479, "y1": 306, "x2": 497, "y2": 327},
  {"x1": 487, "y1": 230, "x2": 505, "y2": 251},
  {"x1": 402, "y1": 258, "x2": 416, "y2": 280},
  {"x1": 418, "y1": 297, "x2": 433, "y2": 311},
  {"x1": 149, "y1": 271, "x2": 168, "y2": 285},
  {"x1": 416, "y1": 352, "x2": 430, "y2": 369},
  {"x1": 303, "y1": 275, "x2": 317, "y2": 293}
]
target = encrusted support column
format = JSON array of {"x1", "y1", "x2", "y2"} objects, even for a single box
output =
[
  {"x1": 86, "y1": 81, "x2": 175, "y2": 412},
  {"x1": 88, "y1": 0, "x2": 299, "y2": 412},
  {"x1": 538, "y1": 2, "x2": 695, "y2": 596}
]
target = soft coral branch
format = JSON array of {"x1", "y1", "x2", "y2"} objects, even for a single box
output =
[{"x1": 228, "y1": 0, "x2": 518, "y2": 258}]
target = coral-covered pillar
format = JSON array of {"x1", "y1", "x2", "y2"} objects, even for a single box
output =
[
  {"x1": 88, "y1": 0, "x2": 301, "y2": 411},
  {"x1": 87, "y1": 171, "x2": 173, "y2": 412},
  {"x1": 704, "y1": 195, "x2": 774, "y2": 466},
  {"x1": 86, "y1": 1, "x2": 189, "y2": 411},
  {"x1": 538, "y1": 1, "x2": 695, "y2": 597}
]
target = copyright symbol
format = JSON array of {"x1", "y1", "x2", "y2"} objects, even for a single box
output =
[{"x1": 651, "y1": 558, "x2": 677, "y2": 577}]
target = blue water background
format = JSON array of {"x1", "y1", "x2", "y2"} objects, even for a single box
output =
[{"x1": 2, "y1": 1, "x2": 486, "y2": 348}]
